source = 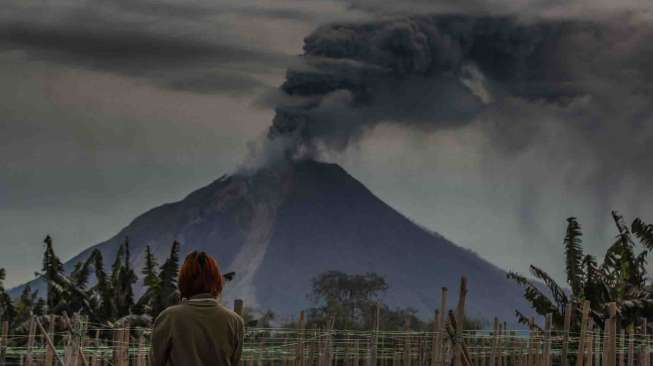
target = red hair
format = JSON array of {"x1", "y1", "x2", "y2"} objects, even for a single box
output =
[{"x1": 178, "y1": 251, "x2": 224, "y2": 299}]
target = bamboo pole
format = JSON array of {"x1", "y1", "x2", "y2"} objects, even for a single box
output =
[
  {"x1": 588, "y1": 320, "x2": 595, "y2": 366},
  {"x1": 454, "y1": 277, "x2": 468, "y2": 366},
  {"x1": 45, "y1": 314, "x2": 55, "y2": 366},
  {"x1": 620, "y1": 330, "x2": 626, "y2": 366},
  {"x1": 234, "y1": 299, "x2": 244, "y2": 317},
  {"x1": 370, "y1": 303, "x2": 381, "y2": 366},
  {"x1": 437, "y1": 288, "x2": 448, "y2": 366},
  {"x1": 561, "y1": 303, "x2": 573, "y2": 366},
  {"x1": 628, "y1": 325, "x2": 635, "y2": 366},
  {"x1": 0, "y1": 320, "x2": 7, "y2": 366},
  {"x1": 35, "y1": 315, "x2": 64, "y2": 366},
  {"x1": 25, "y1": 316, "x2": 36, "y2": 366},
  {"x1": 298, "y1": 311, "x2": 305, "y2": 366},
  {"x1": 577, "y1": 301, "x2": 592, "y2": 366},
  {"x1": 492, "y1": 319, "x2": 501, "y2": 366},
  {"x1": 431, "y1": 310, "x2": 440, "y2": 366},
  {"x1": 607, "y1": 303, "x2": 618, "y2": 366},
  {"x1": 543, "y1": 314, "x2": 552, "y2": 366}
]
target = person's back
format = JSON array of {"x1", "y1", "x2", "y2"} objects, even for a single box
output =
[{"x1": 151, "y1": 251, "x2": 244, "y2": 366}]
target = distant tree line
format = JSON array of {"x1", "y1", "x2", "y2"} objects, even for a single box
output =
[
  {"x1": 0, "y1": 236, "x2": 181, "y2": 328},
  {"x1": 0, "y1": 237, "x2": 483, "y2": 332},
  {"x1": 509, "y1": 211, "x2": 653, "y2": 330}
]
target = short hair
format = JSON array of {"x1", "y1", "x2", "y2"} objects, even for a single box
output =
[{"x1": 178, "y1": 251, "x2": 224, "y2": 299}]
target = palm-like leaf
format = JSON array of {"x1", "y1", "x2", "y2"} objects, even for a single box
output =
[
  {"x1": 564, "y1": 217, "x2": 585, "y2": 297},
  {"x1": 632, "y1": 218, "x2": 653, "y2": 250},
  {"x1": 507, "y1": 271, "x2": 561, "y2": 323}
]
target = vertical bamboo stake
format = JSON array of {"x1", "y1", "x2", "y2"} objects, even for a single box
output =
[
  {"x1": 431, "y1": 310, "x2": 440, "y2": 366},
  {"x1": 45, "y1": 314, "x2": 55, "y2": 366},
  {"x1": 234, "y1": 299, "x2": 244, "y2": 317},
  {"x1": 298, "y1": 311, "x2": 305, "y2": 366},
  {"x1": 25, "y1": 316, "x2": 36, "y2": 366},
  {"x1": 503, "y1": 322, "x2": 508, "y2": 366},
  {"x1": 369, "y1": 303, "x2": 380, "y2": 366},
  {"x1": 403, "y1": 317, "x2": 411, "y2": 366},
  {"x1": 607, "y1": 303, "x2": 618, "y2": 366},
  {"x1": 641, "y1": 319, "x2": 648, "y2": 366},
  {"x1": 577, "y1": 301, "x2": 591, "y2": 366},
  {"x1": 490, "y1": 319, "x2": 499, "y2": 366},
  {"x1": 497, "y1": 322, "x2": 504, "y2": 366},
  {"x1": 437, "y1": 288, "x2": 448, "y2": 366},
  {"x1": 0, "y1": 320, "x2": 7, "y2": 366},
  {"x1": 561, "y1": 303, "x2": 573, "y2": 366},
  {"x1": 543, "y1": 314, "x2": 552, "y2": 366},
  {"x1": 138, "y1": 331, "x2": 145, "y2": 366},
  {"x1": 588, "y1": 320, "x2": 595, "y2": 366},
  {"x1": 628, "y1": 325, "x2": 635, "y2": 366},
  {"x1": 35, "y1": 315, "x2": 63, "y2": 366},
  {"x1": 454, "y1": 277, "x2": 468, "y2": 366},
  {"x1": 620, "y1": 330, "x2": 626, "y2": 366},
  {"x1": 595, "y1": 327, "x2": 602, "y2": 366}
]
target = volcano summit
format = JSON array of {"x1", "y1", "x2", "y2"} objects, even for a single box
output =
[{"x1": 15, "y1": 160, "x2": 533, "y2": 322}]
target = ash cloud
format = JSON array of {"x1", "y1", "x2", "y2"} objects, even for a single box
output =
[{"x1": 266, "y1": 14, "x2": 653, "y2": 163}]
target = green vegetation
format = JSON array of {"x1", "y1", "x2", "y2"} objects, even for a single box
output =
[
  {"x1": 509, "y1": 211, "x2": 653, "y2": 330},
  {"x1": 0, "y1": 236, "x2": 182, "y2": 328}
]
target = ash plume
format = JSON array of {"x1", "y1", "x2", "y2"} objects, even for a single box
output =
[{"x1": 264, "y1": 14, "x2": 653, "y2": 162}]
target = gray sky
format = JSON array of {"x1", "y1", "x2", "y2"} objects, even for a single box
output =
[{"x1": 1, "y1": 0, "x2": 653, "y2": 288}]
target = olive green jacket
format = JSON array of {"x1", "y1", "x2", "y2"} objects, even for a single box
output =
[{"x1": 151, "y1": 294, "x2": 245, "y2": 366}]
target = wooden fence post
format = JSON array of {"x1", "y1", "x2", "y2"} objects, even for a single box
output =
[
  {"x1": 628, "y1": 325, "x2": 635, "y2": 366},
  {"x1": 234, "y1": 299, "x2": 244, "y2": 317},
  {"x1": 587, "y1": 320, "x2": 595, "y2": 366},
  {"x1": 561, "y1": 303, "x2": 573, "y2": 366},
  {"x1": 1, "y1": 320, "x2": 8, "y2": 366},
  {"x1": 370, "y1": 303, "x2": 381, "y2": 366},
  {"x1": 577, "y1": 301, "x2": 591, "y2": 366},
  {"x1": 35, "y1": 315, "x2": 63, "y2": 366},
  {"x1": 620, "y1": 330, "x2": 626, "y2": 366},
  {"x1": 25, "y1": 315, "x2": 36, "y2": 366},
  {"x1": 490, "y1": 318, "x2": 498, "y2": 366},
  {"x1": 431, "y1": 310, "x2": 440, "y2": 366},
  {"x1": 437, "y1": 288, "x2": 448, "y2": 366},
  {"x1": 607, "y1": 303, "x2": 618, "y2": 366},
  {"x1": 543, "y1": 314, "x2": 552, "y2": 366},
  {"x1": 454, "y1": 277, "x2": 468, "y2": 366},
  {"x1": 298, "y1": 311, "x2": 305, "y2": 366}
]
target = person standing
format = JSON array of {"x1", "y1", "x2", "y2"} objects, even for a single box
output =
[{"x1": 151, "y1": 251, "x2": 244, "y2": 366}]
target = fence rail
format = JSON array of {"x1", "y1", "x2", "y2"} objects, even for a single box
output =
[{"x1": 0, "y1": 278, "x2": 650, "y2": 366}]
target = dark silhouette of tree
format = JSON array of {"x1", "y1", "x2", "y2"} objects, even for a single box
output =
[
  {"x1": 307, "y1": 271, "x2": 388, "y2": 329},
  {"x1": 136, "y1": 245, "x2": 162, "y2": 317},
  {"x1": 509, "y1": 212, "x2": 653, "y2": 329},
  {"x1": 14, "y1": 285, "x2": 39, "y2": 326},
  {"x1": 157, "y1": 241, "x2": 180, "y2": 314},
  {"x1": 41, "y1": 235, "x2": 65, "y2": 311},
  {"x1": 91, "y1": 249, "x2": 114, "y2": 321},
  {"x1": 0, "y1": 268, "x2": 16, "y2": 324}
]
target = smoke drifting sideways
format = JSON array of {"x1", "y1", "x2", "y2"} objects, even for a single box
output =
[{"x1": 250, "y1": 14, "x2": 653, "y2": 172}]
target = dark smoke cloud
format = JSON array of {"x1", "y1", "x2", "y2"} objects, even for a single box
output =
[
  {"x1": 0, "y1": 0, "x2": 359, "y2": 95},
  {"x1": 266, "y1": 14, "x2": 653, "y2": 161}
]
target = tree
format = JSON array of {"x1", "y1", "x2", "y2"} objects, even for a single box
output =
[
  {"x1": 111, "y1": 237, "x2": 137, "y2": 317},
  {"x1": 0, "y1": 268, "x2": 16, "y2": 324},
  {"x1": 136, "y1": 245, "x2": 161, "y2": 317},
  {"x1": 41, "y1": 235, "x2": 65, "y2": 311},
  {"x1": 14, "y1": 285, "x2": 39, "y2": 326},
  {"x1": 157, "y1": 241, "x2": 180, "y2": 315},
  {"x1": 307, "y1": 271, "x2": 388, "y2": 329},
  {"x1": 91, "y1": 249, "x2": 115, "y2": 321},
  {"x1": 509, "y1": 212, "x2": 653, "y2": 329}
]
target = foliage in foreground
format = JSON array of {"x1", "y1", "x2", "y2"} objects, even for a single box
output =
[{"x1": 509, "y1": 211, "x2": 653, "y2": 330}]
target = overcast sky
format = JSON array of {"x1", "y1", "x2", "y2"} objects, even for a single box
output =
[{"x1": 2, "y1": 0, "x2": 653, "y2": 288}]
